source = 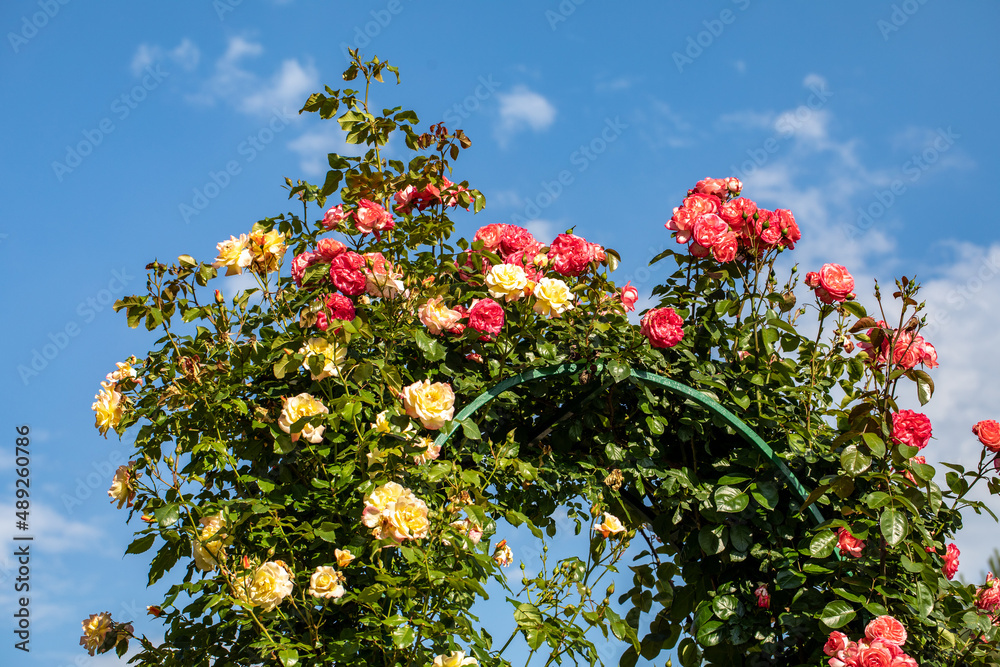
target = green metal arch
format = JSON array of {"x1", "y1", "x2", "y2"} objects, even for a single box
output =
[{"x1": 433, "y1": 362, "x2": 825, "y2": 525}]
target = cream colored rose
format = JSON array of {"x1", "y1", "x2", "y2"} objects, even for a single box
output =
[
  {"x1": 432, "y1": 650, "x2": 479, "y2": 667},
  {"x1": 492, "y1": 539, "x2": 513, "y2": 567},
  {"x1": 80, "y1": 612, "x2": 114, "y2": 656},
  {"x1": 362, "y1": 482, "x2": 429, "y2": 543},
  {"x1": 212, "y1": 234, "x2": 251, "y2": 276},
  {"x1": 593, "y1": 512, "x2": 625, "y2": 538},
  {"x1": 400, "y1": 380, "x2": 455, "y2": 430},
  {"x1": 413, "y1": 436, "x2": 442, "y2": 465},
  {"x1": 418, "y1": 296, "x2": 464, "y2": 335},
  {"x1": 335, "y1": 548, "x2": 355, "y2": 568},
  {"x1": 246, "y1": 229, "x2": 287, "y2": 274},
  {"x1": 299, "y1": 337, "x2": 347, "y2": 381},
  {"x1": 372, "y1": 410, "x2": 414, "y2": 435},
  {"x1": 108, "y1": 465, "x2": 137, "y2": 509},
  {"x1": 105, "y1": 358, "x2": 140, "y2": 384},
  {"x1": 92, "y1": 381, "x2": 123, "y2": 437},
  {"x1": 279, "y1": 393, "x2": 329, "y2": 443},
  {"x1": 192, "y1": 513, "x2": 228, "y2": 572},
  {"x1": 448, "y1": 518, "x2": 483, "y2": 545},
  {"x1": 486, "y1": 263, "x2": 528, "y2": 302},
  {"x1": 532, "y1": 277, "x2": 575, "y2": 318},
  {"x1": 308, "y1": 566, "x2": 346, "y2": 599},
  {"x1": 235, "y1": 560, "x2": 294, "y2": 612}
]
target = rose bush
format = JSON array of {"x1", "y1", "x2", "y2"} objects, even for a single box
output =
[{"x1": 85, "y1": 54, "x2": 1000, "y2": 666}]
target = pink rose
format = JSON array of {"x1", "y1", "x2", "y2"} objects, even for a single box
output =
[
  {"x1": 837, "y1": 527, "x2": 864, "y2": 558},
  {"x1": 640, "y1": 308, "x2": 685, "y2": 349},
  {"x1": 418, "y1": 296, "x2": 465, "y2": 336},
  {"x1": 943, "y1": 543, "x2": 960, "y2": 580},
  {"x1": 393, "y1": 185, "x2": 418, "y2": 214},
  {"x1": 504, "y1": 249, "x2": 544, "y2": 282},
  {"x1": 291, "y1": 252, "x2": 320, "y2": 287},
  {"x1": 973, "y1": 420, "x2": 1000, "y2": 452},
  {"x1": 692, "y1": 213, "x2": 730, "y2": 249},
  {"x1": 322, "y1": 204, "x2": 348, "y2": 230},
  {"x1": 620, "y1": 282, "x2": 639, "y2": 312},
  {"x1": 316, "y1": 238, "x2": 347, "y2": 262},
  {"x1": 549, "y1": 233, "x2": 595, "y2": 277},
  {"x1": 891, "y1": 410, "x2": 932, "y2": 450},
  {"x1": 682, "y1": 193, "x2": 721, "y2": 216},
  {"x1": 691, "y1": 177, "x2": 728, "y2": 198},
  {"x1": 719, "y1": 197, "x2": 757, "y2": 232},
  {"x1": 353, "y1": 199, "x2": 395, "y2": 236},
  {"x1": 689, "y1": 242, "x2": 711, "y2": 258},
  {"x1": 913, "y1": 335, "x2": 937, "y2": 368},
  {"x1": 772, "y1": 208, "x2": 801, "y2": 249},
  {"x1": 500, "y1": 225, "x2": 538, "y2": 258},
  {"x1": 824, "y1": 631, "x2": 850, "y2": 656},
  {"x1": 977, "y1": 573, "x2": 1000, "y2": 611},
  {"x1": 753, "y1": 584, "x2": 770, "y2": 609},
  {"x1": 725, "y1": 177, "x2": 742, "y2": 194},
  {"x1": 865, "y1": 616, "x2": 907, "y2": 646},
  {"x1": 751, "y1": 209, "x2": 782, "y2": 246},
  {"x1": 329, "y1": 252, "x2": 366, "y2": 296},
  {"x1": 666, "y1": 207, "x2": 699, "y2": 245},
  {"x1": 807, "y1": 263, "x2": 855, "y2": 303},
  {"x1": 712, "y1": 232, "x2": 738, "y2": 263},
  {"x1": 468, "y1": 298, "x2": 505, "y2": 337},
  {"x1": 473, "y1": 224, "x2": 506, "y2": 252},
  {"x1": 857, "y1": 643, "x2": 894, "y2": 667}
]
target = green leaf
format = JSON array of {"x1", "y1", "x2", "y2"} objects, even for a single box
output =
[
  {"x1": 154, "y1": 503, "x2": 181, "y2": 528},
  {"x1": 126, "y1": 534, "x2": 156, "y2": 555},
  {"x1": 695, "y1": 620, "x2": 723, "y2": 647},
  {"x1": 730, "y1": 524, "x2": 752, "y2": 552},
  {"x1": 841, "y1": 301, "x2": 867, "y2": 318},
  {"x1": 809, "y1": 531, "x2": 838, "y2": 558},
  {"x1": 677, "y1": 638, "x2": 701, "y2": 667},
  {"x1": 862, "y1": 432, "x2": 886, "y2": 457},
  {"x1": 413, "y1": 329, "x2": 446, "y2": 362},
  {"x1": 390, "y1": 624, "x2": 416, "y2": 648},
  {"x1": 820, "y1": 600, "x2": 856, "y2": 629},
  {"x1": 606, "y1": 359, "x2": 631, "y2": 383},
  {"x1": 711, "y1": 595, "x2": 738, "y2": 620},
  {"x1": 461, "y1": 419, "x2": 482, "y2": 441},
  {"x1": 841, "y1": 444, "x2": 872, "y2": 476},
  {"x1": 714, "y1": 486, "x2": 749, "y2": 513},
  {"x1": 915, "y1": 581, "x2": 934, "y2": 617},
  {"x1": 775, "y1": 569, "x2": 805, "y2": 590},
  {"x1": 698, "y1": 526, "x2": 726, "y2": 555},
  {"x1": 911, "y1": 369, "x2": 935, "y2": 406},
  {"x1": 513, "y1": 602, "x2": 544, "y2": 627},
  {"x1": 880, "y1": 508, "x2": 908, "y2": 546},
  {"x1": 278, "y1": 649, "x2": 299, "y2": 667},
  {"x1": 314, "y1": 522, "x2": 338, "y2": 543}
]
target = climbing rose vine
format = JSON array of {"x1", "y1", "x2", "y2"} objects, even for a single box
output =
[{"x1": 85, "y1": 54, "x2": 1000, "y2": 666}]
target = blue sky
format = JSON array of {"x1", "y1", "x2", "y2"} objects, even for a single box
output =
[{"x1": 3, "y1": 1, "x2": 1000, "y2": 664}]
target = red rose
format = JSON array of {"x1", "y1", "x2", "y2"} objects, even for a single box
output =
[
  {"x1": 316, "y1": 238, "x2": 347, "y2": 262},
  {"x1": 353, "y1": 199, "x2": 394, "y2": 236},
  {"x1": 689, "y1": 242, "x2": 711, "y2": 258},
  {"x1": 691, "y1": 177, "x2": 728, "y2": 198},
  {"x1": 752, "y1": 209, "x2": 782, "y2": 246},
  {"x1": 973, "y1": 420, "x2": 1000, "y2": 452},
  {"x1": 291, "y1": 251, "x2": 320, "y2": 287},
  {"x1": 824, "y1": 631, "x2": 849, "y2": 656},
  {"x1": 682, "y1": 192, "x2": 721, "y2": 216},
  {"x1": 753, "y1": 584, "x2": 770, "y2": 609},
  {"x1": 725, "y1": 177, "x2": 742, "y2": 194},
  {"x1": 473, "y1": 223, "x2": 506, "y2": 252},
  {"x1": 891, "y1": 410, "x2": 932, "y2": 450},
  {"x1": 329, "y1": 252, "x2": 366, "y2": 296},
  {"x1": 549, "y1": 233, "x2": 595, "y2": 277},
  {"x1": 837, "y1": 527, "x2": 864, "y2": 558},
  {"x1": 692, "y1": 213, "x2": 729, "y2": 249},
  {"x1": 712, "y1": 232, "x2": 738, "y2": 263},
  {"x1": 977, "y1": 573, "x2": 1000, "y2": 611},
  {"x1": 468, "y1": 298, "x2": 505, "y2": 337},
  {"x1": 620, "y1": 282, "x2": 639, "y2": 312},
  {"x1": 719, "y1": 197, "x2": 757, "y2": 232},
  {"x1": 499, "y1": 225, "x2": 538, "y2": 257},
  {"x1": 913, "y1": 335, "x2": 938, "y2": 368},
  {"x1": 640, "y1": 308, "x2": 685, "y2": 349},
  {"x1": 324, "y1": 294, "x2": 356, "y2": 322},
  {"x1": 865, "y1": 615, "x2": 907, "y2": 646},
  {"x1": 807, "y1": 263, "x2": 855, "y2": 303},
  {"x1": 772, "y1": 208, "x2": 801, "y2": 248},
  {"x1": 943, "y1": 543, "x2": 960, "y2": 580}
]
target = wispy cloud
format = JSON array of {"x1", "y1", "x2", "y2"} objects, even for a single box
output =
[
  {"x1": 130, "y1": 38, "x2": 200, "y2": 76},
  {"x1": 286, "y1": 124, "x2": 361, "y2": 177},
  {"x1": 494, "y1": 85, "x2": 556, "y2": 147}
]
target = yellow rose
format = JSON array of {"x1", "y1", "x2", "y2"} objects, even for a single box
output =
[
  {"x1": 413, "y1": 436, "x2": 442, "y2": 465},
  {"x1": 108, "y1": 465, "x2": 138, "y2": 509},
  {"x1": 418, "y1": 296, "x2": 464, "y2": 335},
  {"x1": 92, "y1": 381, "x2": 123, "y2": 437},
  {"x1": 400, "y1": 380, "x2": 455, "y2": 430},
  {"x1": 246, "y1": 229, "x2": 287, "y2": 275},
  {"x1": 335, "y1": 548, "x2": 355, "y2": 568},
  {"x1": 485, "y1": 263, "x2": 528, "y2": 302},
  {"x1": 593, "y1": 512, "x2": 625, "y2": 538},
  {"x1": 362, "y1": 482, "x2": 428, "y2": 543},
  {"x1": 299, "y1": 337, "x2": 347, "y2": 381},
  {"x1": 432, "y1": 650, "x2": 479, "y2": 667},
  {"x1": 279, "y1": 393, "x2": 329, "y2": 443},
  {"x1": 234, "y1": 560, "x2": 294, "y2": 612},
  {"x1": 192, "y1": 513, "x2": 228, "y2": 572},
  {"x1": 532, "y1": 277, "x2": 575, "y2": 318},
  {"x1": 308, "y1": 566, "x2": 346, "y2": 599},
  {"x1": 80, "y1": 612, "x2": 113, "y2": 656},
  {"x1": 212, "y1": 234, "x2": 250, "y2": 276},
  {"x1": 105, "y1": 358, "x2": 140, "y2": 384}
]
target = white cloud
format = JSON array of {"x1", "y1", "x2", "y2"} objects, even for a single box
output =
[
  {"x1": 494, "y1": 85, "x2": 556, "y2": 146},
  {"x1": 734, "y1": 60, "x2": 747, "y2": 74},
  {"x1": 287, "y1": 124, "x2": 361, "y2": 177},
  {"x1": 0, "y1": 501, "x2": 112, "y2": 558},
  {"x1": 524, "y1": 219, "x2": 556, "y2": 242},
  {"x1": 241, "y1": 58, "x2": 319, "y2": 117},
  {"x1": 130, "y1": 38, "x2": 200, "y2": 77}
]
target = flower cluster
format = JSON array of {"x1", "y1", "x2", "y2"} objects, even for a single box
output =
[
  {"x1": 824, "y1": 616, "x2": 917, "y2": 666},
  {"x1": 665, "y1": 177, "x2": 800, "y2": 261},
  {"x1": 213, "y1": 229, "x2": 287, "y2": 276},
  {"x1": 393, "y1": 177, "x2": 468, "y2": 215},
  {"x1": 92, "y1": 358, "x2": 141, "y2": 437},
  {"x1": 361, "y1": 482, "x2": 430, "y2": 543},
  {"x1": 857, "y1": 322, "x2": 937, "y2": 370},
  {"x1": 192, "y1": 513, "x2": 228, "y2": 572}
]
